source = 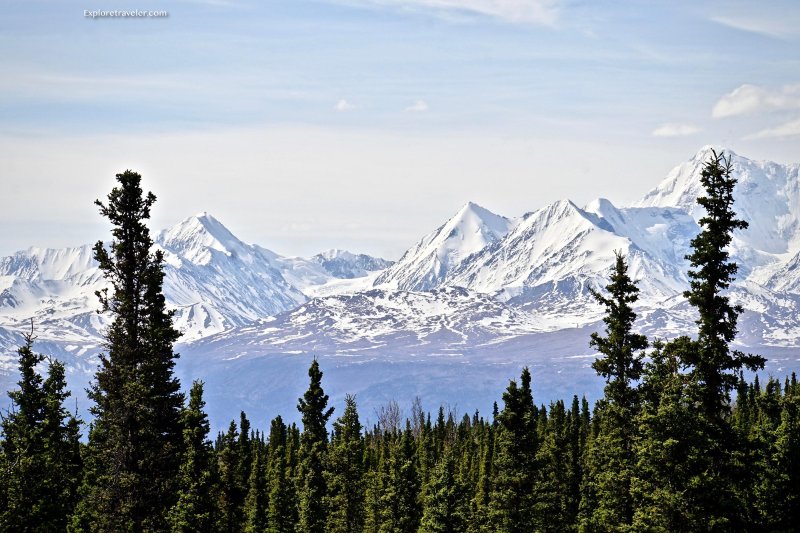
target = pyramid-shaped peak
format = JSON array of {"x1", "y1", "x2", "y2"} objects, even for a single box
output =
[
  {"x1": 158, "y1": 213, "x2": 247, "y2": 265},
  {"x1": 448, "y1": 201, "x2": 509, "y2": 234}
]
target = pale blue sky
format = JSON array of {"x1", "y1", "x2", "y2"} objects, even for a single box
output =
[{"x1": 1, "y1": 0, "x2": 799, "y2": 259}]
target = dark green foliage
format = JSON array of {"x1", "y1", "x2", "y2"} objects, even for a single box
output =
[
  {"x1": 420, "y1": 452, "x2": 470, "y2": 533},
  {"x1": 581, "y1": 252, "x2": 647, "y2": 531},
  {"x1": 0, "y1": 333, "x2": 81, "y2": 532},
  {"x1": 325, "y1": 394, "x2": 365, "y2": 533},
  {"x1": 74, "y1": 170, "x2": 184, "y2": 531},
  {"x1": 631, "y1": 345, "x2": 701, "y2": 530},
  {"x1": 267, "y1": 439, "x2": 297, "y2": 533},
  {"x1": 216, "y1": 419, "x2": 245, "y2": 532},
  {"x1": 534, "y1": 399, "x2": 573, "y2": 531},
  {"x1": 589, "y1": 251, "x2": 648, "y2": 410},
  {"x1": 244, "y1": 444, "x2": 268, "y2": 532},
  {"x1": 770, "y1": 384, "x2": 800, "y2": 528},
  {"x1": 380, "y1": 425, "x2": 422, "y2": 532},
  {"x1": 489, "y1": 367, "x2": 538, "y2": 532},
  {"x1": 298, "y1": 359, "x2": 335, "y2": 533},
  {"x1": 169, "y1": 381, "x2": 216, "y2": 532}
]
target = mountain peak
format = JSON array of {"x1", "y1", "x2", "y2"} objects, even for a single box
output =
[
  {"x1": 158, "y1": 213, "x2": 248, "y2": 265},
  {"x1": 374, "y1": 202, "x2": 510, "y2": 290},
  {"x1": 635, "y1": 146, "x2": 800, "y2": 255}
]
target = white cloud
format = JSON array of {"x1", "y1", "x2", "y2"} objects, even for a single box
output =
[
  {"x1": 340, "y1": 0, "x2": 560, "y2": 26},
  {"x1": 405, "y1": 99, "x2": 429, "y2": 112},
  {"x1": 651, "y1": 123, "x2": 700, "y2": 137},
  {"x1": 712, "y1": 83, "x2": 800, "y2": 118},
  {"x1": 746, "y1": 118, "x2": 800, "y2": 139},
  {"x1": 334, "y1": 99, "x2": 355, "y2": 111}
]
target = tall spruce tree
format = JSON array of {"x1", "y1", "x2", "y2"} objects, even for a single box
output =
[
  {"x1": 325, "y1": 394, "x2": 365, "y2": 533},
  {"x1": 267, "y1": 438, "x2": 297, "y2": 533},
  {"x1": 680, "y1": 149, "x2": 765, "y2": 527},
  {"x1": 580, "y1": 251, "x2": 647, "y2": 531},
  {"x1": 589, "y1": 251, "x2": 648, "y2": 410},
  {"x1": 168, "y1": 381, "x2": 216, "y2": 532},
  {"x1": 74, "y1": 170, "x2": 184, "y2": 531},
  {"x1": 0, "y1": 332, "x2": 81, "y2": 531},
  {"x1": 682, "y1": 149, "x2": 765, "y2": 416},
  {"x1": 298, "y1": 359, "x2": 334, "y2": 533}
]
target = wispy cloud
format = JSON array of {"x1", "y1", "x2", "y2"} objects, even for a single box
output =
[
  {"x1": 712, "y1": 83, "x2": 800, "y2": 118},
  {"x1": 337, "y1": 0, "x2": 560, "y2": 26},
  {"x1": 651, "y1": 123, "x2": 700, "y2": 137},
  {"x1": 711, "y1": 14, "x2": 800, "y2": 40},
  {"x1": 745, "y1": 118, "x2": 800, "y2": 139},
  {"x1": 405, "y1": 99, "x2": 429, "y2": 112},
  {"x1": 334, "y1": 99, "x2": 356, "y2": 111}
]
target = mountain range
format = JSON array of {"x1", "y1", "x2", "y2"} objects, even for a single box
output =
[{"x1": 2, "y1": 146, "x2": 800, "y2": 429}]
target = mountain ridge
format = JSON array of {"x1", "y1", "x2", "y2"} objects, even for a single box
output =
[{"x1": 2, "y1": 147, "x2": 800, "y2": 428}]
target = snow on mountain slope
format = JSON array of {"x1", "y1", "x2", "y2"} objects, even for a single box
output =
[
  {"x1": 440, "y1": 199, "x2": 696, "y2": 323},
  {"x1": 0, "y1": 213, "x2": 391, "y2": 351},
  {"x1": 374, "y1": 202, "x2": 510, "y2": 291},
  {"x1": 196, "y1": 286, "x2": 546, "y2": 360},
  {"x1": 312, "y1": 249, "x2": 393, "y2": 279},
  {"x1": 156, "y1": 213, "x2": 307, "y2": 340},
  {"x1": 0, "y1": 245, "x2": 110, "y2": 365},
  {"x1": 635, "y1": 147, "x2": 800, "y2": 280}
]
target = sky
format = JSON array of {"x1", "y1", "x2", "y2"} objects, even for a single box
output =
[{"x1": 1, "y1": 0, "x2": 799, "y2": 260}]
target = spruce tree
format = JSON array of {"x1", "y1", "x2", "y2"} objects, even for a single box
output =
[
  {"x1": 244, "y1": 444, "x2": 268, "y2": 532},
  {"x1": 581, "y1": 251, "x2": 647, "y2": 530},
  {"x1": 489, "y1": 367, "x2": 538, "y2": 532},
  {"x1": 0, "y1": 333, "x2": 81, "y2": 531},
  {"x1": 298, "y1": 359, "x2": 334, "y2": 533},
  {"x1": 168, "y1": 381, "x2": 216, "y2": 532},
  {"x1": 216, "y1": 420, "x2": 244, "y2": 532},
  {"x1": 631, "y1": 341, "x2": 706, "y2": 530},
  {"x1": 679, "y1": 149, "x2": 764, "y2": 527},
  {"x1": 682, "y1": 149, "x2": 764, "y2": 416},
  {"x1": 470, "y1": 424, "x2": 494, "y2": 532},
  {"x1": 74, "y1": 170, "x2": 184, "y2": 531},
  {"x1": 533, "y1": 400, "x2": 571, "y2": 531},
  {"x1": 762, "y1": 385, "x2": 800, "y2": 529},
  {"x1": 589, "y1": 251, "x2": 648, "y2": 410},
  {"x1": 380, "y1": 424, "x2": 422, "y2": 533},
  {"x1": 325, "y1": 394, "x2": 365, "y2": 533},
  {"x1": 420, "y1": 452, "x2": 470, "y2": 533},
  {"x1": 267, "y1": 445, "x2": 297, "y2": 533}
]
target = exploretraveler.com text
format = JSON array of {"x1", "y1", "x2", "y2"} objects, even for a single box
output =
[{"x1": 84, "y1": 9, "x2": 169, "y2": 18}]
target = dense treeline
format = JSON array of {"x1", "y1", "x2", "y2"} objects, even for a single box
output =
[{"x1": 1, "y1": 151, "x2": 799, "y2": 531}]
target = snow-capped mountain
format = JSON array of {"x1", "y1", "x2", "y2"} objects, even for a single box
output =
[
  {"x1": 445, "y1": 199, "x2": 697, "y2": 315},
  {"x1": 3, "y1": 147, "x2": 800, "y2": 429},
  {"x1": 374, "y1": 202, "x2": 510, "y2": 291},
  {"x1": 312, "y1": 249, "x2": 393, "y2": 279},
  {"x1": 0, "y1": 212, "x2": 391, "y2": 354},
  {"x1": 636, "y1": 146, "x2": 800, "y2": 280},
  {"x1": 157, "y1": 212, "x2": 307, "y2": 340}
]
